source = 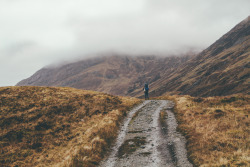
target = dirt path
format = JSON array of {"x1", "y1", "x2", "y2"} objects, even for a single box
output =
[{"x1": 99, "y1": 100, "x2": 192, "y2": 167}]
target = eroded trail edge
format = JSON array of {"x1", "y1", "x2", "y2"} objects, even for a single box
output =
[{"x1": 100, "y1": 100, "x2": 192, "y2": 167}]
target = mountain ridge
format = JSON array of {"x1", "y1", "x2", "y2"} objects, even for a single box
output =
[
  {"x1": 17, "y1": 55, "x2": 193, "y2": 96},
  {"x1": 17, "y1": 16, "x2": 250, "y2": 97},
  {"x1": 151, "y1": 16, "x2": 250, "y2": 97}
]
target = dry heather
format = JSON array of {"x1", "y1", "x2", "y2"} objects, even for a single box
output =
[
  {"x1": 0, "y1": 86, "x2": 140, "y2": 167},
  {"x1": 167, "y1": 95, "x2": 249, "y2": 166}
]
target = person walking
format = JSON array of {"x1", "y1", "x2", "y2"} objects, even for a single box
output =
[{"x1": 143, "y1": 83, "x2": 149, "y2": 100}]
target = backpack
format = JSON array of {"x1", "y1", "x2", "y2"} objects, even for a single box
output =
[{"x1": 144, "y1": 84, "x2": 149, "y2": 91}]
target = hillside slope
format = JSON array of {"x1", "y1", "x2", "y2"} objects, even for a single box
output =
[
  {"x1": 16, "y1": 55, "x2": 192, "y2": 96},
  {"x1": 172, "y1": 95, "x2": 249, "y2": 166},
  {"x1": 0, "y1": 86, "x2": 139, "y2": 167},
  {"x1": 151, "y1": 16, "x2": 250, "y2": 97}
]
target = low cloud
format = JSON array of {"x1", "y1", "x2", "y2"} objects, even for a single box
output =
[{"x1": 0, "y1": 0, "x2": 249, "y2": 86}]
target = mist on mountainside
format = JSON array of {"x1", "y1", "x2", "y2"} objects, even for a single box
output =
[
  {"x1": 1, "y1": 0, "x2": 249, "y2": 86},
  {"x1": 17, "y1": 16, "x2": 250, "y2": 97},
  {"x1": 44, "y1": 48, "x2": 199, "y2": 70}
]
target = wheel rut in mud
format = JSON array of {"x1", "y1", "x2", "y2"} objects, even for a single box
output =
[{"x1": 99, "y1": 100, "x2": 193, "y2": 167}]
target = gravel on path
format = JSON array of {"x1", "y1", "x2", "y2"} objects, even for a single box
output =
[{"x1": 99, "y1": 100, "x2": 193, "y2": 167}]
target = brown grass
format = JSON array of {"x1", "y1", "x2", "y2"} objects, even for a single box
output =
[
  {"x1": 0, "y1": 86, "x2": 141, "y2": 167},
  {"x1": 160, "y1": 95, "x2": 249, "y2": 167}
]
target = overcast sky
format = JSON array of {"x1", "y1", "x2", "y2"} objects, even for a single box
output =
[{"x1": 0, "y1": 0, "x2": 249, "y2": 86}]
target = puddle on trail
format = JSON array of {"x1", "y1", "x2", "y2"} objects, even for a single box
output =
[
  {"x1": 117, "y1": 136, "x2": 147, "y2": 158},
  {"x1": 139, "y1": 152, "x2": 152, "y2": 157},
  {"x1": 159, "y1": 110, "x2": 168, "y2": 135},
  {"x1": 127, "y1": 130, "x2": 144, "y2": 134}
]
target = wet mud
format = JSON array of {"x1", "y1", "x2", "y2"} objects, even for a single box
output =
[{"x1": 99, "y1": 100, "x2": 192, "y2": 167}]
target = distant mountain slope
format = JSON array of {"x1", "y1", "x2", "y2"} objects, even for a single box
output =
[
  {"x1": 150, "y1": 16, "x2": 250, "y2": 97},
  {"x1": 17, "y1": 16, "x2": 250, "y2": 97},
  {"x1": 16, "y1": 55, "x2": 192, "y2": 96}
]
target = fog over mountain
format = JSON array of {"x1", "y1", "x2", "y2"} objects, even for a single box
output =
[
  {"x1": 0, "y1": 0, "x2": 250, "y2": 86},
  {"x1": 17, "y1": 16, "x2": 250, "y2": 97}
]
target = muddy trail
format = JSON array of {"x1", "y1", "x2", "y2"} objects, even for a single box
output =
[{"x1": 99, "y1": 100, "x2": 193, "y2": 167}]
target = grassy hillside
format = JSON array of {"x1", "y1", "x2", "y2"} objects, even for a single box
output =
[
  {"x1": 0, "y1": 86, "x2": 140, "y2": 167},
  {"x1": 151, "y1": 16, "x2": 250, "y2": 97},
  {"x1": 169, "y1": 95, "x2": 249, "y2": 166},
  {"x1": 16, "y1": 55, "x2": 192, "y2": 97}
]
